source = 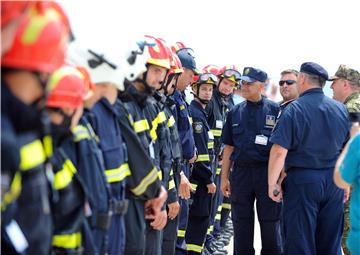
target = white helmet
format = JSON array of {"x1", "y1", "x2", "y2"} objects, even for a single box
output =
[{"x1": 66, "y1": 35, "x2": 170, "y2": 91}]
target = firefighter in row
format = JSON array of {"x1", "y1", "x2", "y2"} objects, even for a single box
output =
[
  {"x1": 170, "y1": 43, "x2": 199, "y2": 255},
  {"x1": 67, "y1": 38, "x2": 168, "y2": 255},
  {"x1": 203, "y1": 65, "x2": 241, "y2": 254},
  {"x1": 1, "y1": 2, "x2": 70, "y2": 254},
  {"x1": 185, "y1": 71, "x2": 217, "y2": 254},
  {"x1": 45, "y1": 65, "x2": 91, "y2": 254}
]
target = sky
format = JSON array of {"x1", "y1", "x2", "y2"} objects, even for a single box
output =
[{"x1": 59, "y1": 0, "x2": 360, "y2": 97}]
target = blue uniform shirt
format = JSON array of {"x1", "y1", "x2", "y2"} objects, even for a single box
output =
[
  {"x1": 171, "y1": 90, "x2": 196, "y2": 160},
  {"x1": 222, "y1": 96, "x2": 280, "y2": 163},
  {"x1": 270, "y1": 88, "x2": 350, "y2": 170}
]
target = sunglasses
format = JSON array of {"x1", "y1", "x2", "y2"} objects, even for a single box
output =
[
  {"x1": 223, "y1": 69, "x2": 241, "y2": 81},
  {"x1": 241, "y1": 80, "x2": 255, "y2": 86},
  {"x1": 279, "y1": 80, "x2": 296, "y2": 86},
  {"x1": 198, "y1": 73, "x2": 218, "y2": 84}
]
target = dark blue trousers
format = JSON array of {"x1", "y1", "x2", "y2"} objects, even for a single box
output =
[
  {"x1": 230, "y1": 164, "x2": 282, "y2": 255},
  {"x1": 283, "y1": 169, "x2": 343, "y2": 255}
]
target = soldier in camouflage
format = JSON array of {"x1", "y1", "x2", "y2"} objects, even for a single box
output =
[
  {"x1": 330, "y1": 64, "x2": 360, "y2": 112},
  {"x1": 329, "y1": 64, "x2": 360, "y2": 255}
]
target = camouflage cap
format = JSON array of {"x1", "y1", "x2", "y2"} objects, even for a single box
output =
[{"x1": 329, "y1": 64, "x2": 360, "y2": 87}]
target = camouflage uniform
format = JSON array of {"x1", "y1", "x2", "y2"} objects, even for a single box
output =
[{"x1": 330, "y1": 64, "x2": 360, "y2": 255}]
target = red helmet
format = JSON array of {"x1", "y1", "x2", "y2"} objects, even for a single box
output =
[
  {"x1": 219, "y1": 65, "x2": 241, "y2": 84},
  {"x1": 171, "y1": 41, "x2": 187, "y2": 53},
  {"x1": 46, "y1": 65, "x2": 91, "y2": 109},
  {"x1": 202, "y1": 64, "x2": 221, "y2": 76},
  {"x1": 169, "y1": 51, "x2": 183, "y2": 75},
  {"x1": 1, "y1": 1, "x2": 70, "y2": 73},
  {"x1": 1, "y1": 1, "x2": 32, "y2": 28},
  {"x1": 144, "y1": 35, "x2": 171, "y2": 70}
]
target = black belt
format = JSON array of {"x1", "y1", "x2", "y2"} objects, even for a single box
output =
[
  {"x1": 234, "y1": 161, "x2": 267, "y2": 168},
  {"x1": 89, "y1": 211, "x2": 112, "y2": 230},
  {"x1": 112, "y1": 199, "x2": 129, "y2": 215}
]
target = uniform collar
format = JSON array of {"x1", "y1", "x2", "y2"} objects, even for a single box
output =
[
  {"x1": 99, "y1": 97, "x2": 118, "y2": 115},
  {"x1": 246, "y1": 95, "x2": 265, "y2": 106},
  {"x1": 191, "y1": 99, "x2": 207, "y2": 115},
  {"x1": 299, "y1": 87, "x2": 323, "y2": 97},
  {"x1": 344, "y1": 91, "x2": 360, "y2": 105}
]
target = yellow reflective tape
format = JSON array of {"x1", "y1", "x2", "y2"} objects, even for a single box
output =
[
  {"x1": 215, "y1": 213, "x2": 221, "y2": 220},
  {"x1": 169, "y1": 169, "x2": 174, "y2": 176},
  {"x1": 52, "y1": 232, "x2": 81, "y2": 249},
  {"x1": 150, "y1": 119, "x2": 158, "y2": 141},
  {"x1": 195, "y1": 154, "x2": 210, "y2": 162},
  {"x1": 186, "y1": 244, "x2": 203, "y2": 253},
  {"x1": 217, "y1": 205, "x2": 223, "y2": 212},
  {"x1": 72, "y1": 125, "x2": 91, "y2": 142},
  {"x1": 207, "y1": 141, "x2": 214, "y2": 149},
  {"x1": 43, "y1": 135, "x2": 53, "y2": 157},
  {"x1": 177, "y1": 229, "x2": 186, "y2": 237},
  {"x1": 134, "y1": 119, "x2": 150, "y2": 133},
  {"x1": 47, "y1": 66, "x2": 84, "y2": 92},
  {"x1": 216, "y1": 167, "x2": 221, "y2": 175},
  {"x1": 211, "y1": 129, "x2": 222, "y2": 137},
  {"x1": 2, "y1": 172, "x2": 22, "y2": 211},
  {"x1": 130, "y1": 167, "x2": 158, "y2": 196},
  {"x1": 19, "y1": 139, "x2": 46, "y2": 171},
  {"x1": 54, "y1": 159, "x2": 77, "y2": 190},
  {"x1": 168, "y1": 179, "x2": 175, "y2": 190},
  {"x1": 207, "y1": 225, "x2": 214, "y2": 234},
  {"x1": 167, "y1": 115, "x2": 176, "y2": 127},
  {"x1": 191, "y1": 183, "x2": 198, "y2": 191},
  {"x1": 22, "y1": 9, "x2": 61, "y2": 44},
  {"x1": 105, "y1": 164, "x2": 131, "y2": 183},
  {"x1": 157, "y1": 111, "x2": 166, "y2": 124},
  {"x1": 180, "y1": 105, "x2": 185, "y2": 110},
  {"x1": 222, "y1": 203, "x2": 231, "y2": 210},
  {"x1": 188, "y1": 117, "x2": 193, "y2": 125},
  {"x1": 105, "y1": 163, "x2": 131, "y2": 183},
  {"x1": 158, "y1": 170, "x2": 163, "y2": 181}
]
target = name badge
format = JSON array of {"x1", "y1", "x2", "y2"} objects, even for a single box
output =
[
  {"x1": 216, "y1": 120, "x2": 223, "y2": 129},
  {"x1": 149, "y1": 141, "x2": 155, "y2": 159},
  {"x1": 6, "y1": 220, "x2": 28, "y2": 253},
  {"x1": 208, "y1": 131, "x2": 214, "y2": 140},
  {"x1": 255, "y1": 135, "x2": 268, "y2": 146}
]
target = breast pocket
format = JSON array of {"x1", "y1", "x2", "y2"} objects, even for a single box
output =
[{"x1": 232, "y1": 125, "x2": 245, "y2": 149}]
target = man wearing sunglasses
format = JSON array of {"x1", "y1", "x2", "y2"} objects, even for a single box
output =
[
  {"x1": 279, "y1": 69, "x2": 299, "y2": 108},
  {"x1": 185, "y1": 72, "x2": 217, "y2": 255},
  {"x1": 221, "y1": 67, "x2": 282, "y2": 255}
]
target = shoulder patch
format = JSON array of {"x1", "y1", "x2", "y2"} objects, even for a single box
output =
[{"x1": 193, "y1": 122, "x2": 203, "y2": 133}]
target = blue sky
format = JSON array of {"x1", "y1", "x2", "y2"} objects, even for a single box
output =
[{"x1": 59, "y1": 0, "x2": 360, "y2": 97}]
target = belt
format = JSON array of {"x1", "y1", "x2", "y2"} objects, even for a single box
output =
[
  {"x1": 89, "y1": 211, "x2": 112, "y2": 230},
  {"x1": 112, "y1": 199, "x2": 129, "y2": 215},
  {"x1": 234, "y1": 161, "x2": 267, "y2": 168}
]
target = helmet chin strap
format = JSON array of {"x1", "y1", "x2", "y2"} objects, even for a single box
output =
[
  {"x1": 191, "y1": 84, "x2": 210, "y2": 105},
  {"x1": 217, "y1": 78, "x2": 231, "y2": 99},
  {"x1": 163, "y1": 73, "x2": 179, "y2": 97},
  {"x1": 135, "y1": 70, "x2": 155, "y2": 95}
]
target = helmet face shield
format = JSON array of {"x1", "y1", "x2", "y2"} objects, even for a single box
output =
[
  {"x1": 198, "y1": 73, "x2": 218, "y2": 85},
  {"x1": 223, "y1": 69, "x2": 241, "y2": 83}
]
